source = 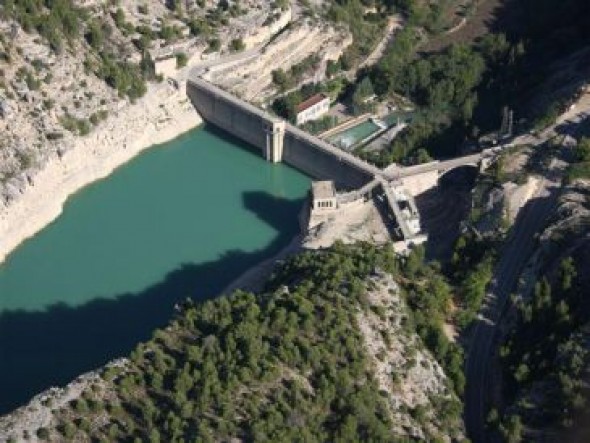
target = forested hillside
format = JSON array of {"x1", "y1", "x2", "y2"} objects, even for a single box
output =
[
  {"x1": 5, "y1": 243, "x2": 467, "y2": 442},
  {"x1": 360, "y1": 0, "x2": 590, "y2": 166}
]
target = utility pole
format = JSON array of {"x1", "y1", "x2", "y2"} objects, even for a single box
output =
[
  {"x1": 500, "y1": 106, "x2": 508, "y2": 137},
  {"x1": 500, "y1": 106, "x2": 514, "y2": 138}
]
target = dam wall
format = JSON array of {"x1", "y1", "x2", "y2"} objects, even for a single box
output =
[
  {"x1": 186, "y1": 77, "x2": 284, "y2": 162},
  {"x1": 186, "y1": 78, "x2": 376, "y2": 189},
  {"x1": 282, "y1": 124, "x2": 375, "y2": 189}
]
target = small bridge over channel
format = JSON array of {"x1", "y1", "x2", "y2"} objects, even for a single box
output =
[
  {"x1": 384, "y1": 150, "x2": 498, "y2": 196},
  {"x1": 186, "y1": 76, "x2": 499, "y2": 244}
]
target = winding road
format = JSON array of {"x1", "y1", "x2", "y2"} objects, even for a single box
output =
[
  {"x1": 464, "y1": 99, "x2": 590, "y2": 441},
  {"x1": 464, "y1": 175, "x2": 559, "y2": 441}
]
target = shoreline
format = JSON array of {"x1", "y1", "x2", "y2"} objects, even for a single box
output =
[
  {"x1": 221, "y1": 234, "x2": 304, "y2": 294},
  {"x1": 221, "y1": 202, "x2": 310, "y2": 294},
  {"x1": 0, "y1": 80, "x2": 202, "y2": 265}
]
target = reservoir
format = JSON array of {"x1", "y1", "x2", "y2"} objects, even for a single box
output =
[{"x1": 0, "y1": 125, "x2": 310, "y2": 414}]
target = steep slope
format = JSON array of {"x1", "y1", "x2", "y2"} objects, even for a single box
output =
[{"x1": 0, "y1": 243, "x2": 463, "y2": 442}]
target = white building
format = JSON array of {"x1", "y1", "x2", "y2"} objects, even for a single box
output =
[
  {"x1": 311, "y1": 180, "x2": 338, "y2": 212},
  {"x1": 295, "y1": 93, "x2": 330, "y2": 126}
]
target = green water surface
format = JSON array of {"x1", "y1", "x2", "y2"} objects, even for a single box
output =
[
  {"x1": 328, "y1": 120, "x2": 381, "y2": 149},
  {"x1": 0, "y1": 124, "x2": 310, "y2": 413}
]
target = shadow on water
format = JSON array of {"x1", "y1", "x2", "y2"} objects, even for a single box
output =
[
  {"x1": 202, "y1": 122, "x2": 263, "y2": 157},
  {"x1": 0, "y1": 191, "x2": 304, "y2": 415}
]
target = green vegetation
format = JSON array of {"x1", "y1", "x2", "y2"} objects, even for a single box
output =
[
  {"x1": 94, "y1": 56, "x2": 147, "y2": 100},
  {"x1": 188, "y1": 18, "x2": 212, "y2": 37},
  {"x1": 497, "y1": 255, "x2": 590, "y2": 436},
  {"x1": 271, "y1": 79, "x2": 345, "y2": 123},
  {"x1": 175, "y1": 52, "x2": 188, "y2": 69},
  {"x1": 89, "y1": 109, "x2": 109, "y2": 126},
  {"x1": 2, "y1": 0, "x2": 85, "y2": 53},
  {"x1": 300, "y1": 115, "x2": 339, "y2": 135},
  {"x1": 2, "y1": 0, "x2": 148, "y2": 100},
  {"x1": 325, "y1": 0, "x2": 385, "y2": 68},
  {"x1": 40, "y1": 242, "x2": 464, "y2": 442},
  {"x1": 207, "y1": 37, "x2": 221, "y2": 53},
  {"x1": 351, "y1": 77, "x2": 375, "y2": 116},
  {"x1": 271, "y1": 55, "x2": 321, "y2": 92},
  {"x1": 229, "y1": 38, "x2": 245, "y2": 53},
  {"x1": 566, "y1": 137, "x2": 590, "y2": 183},
  {"x1": 448, "y1": 233, "x2": 496, "y2": 327},
  {"x1": 322, "y1": 0, "x2": 472, "y2": 76},
  {"x1": 59, "y1": 114, "x2": 91, "y2": 136},
  {"x1": 364, "y1": 40, "x2": 489, "y2": 166},
  {"x1": 351, "y1": 0, "x2": 590, "y2": 167},
  {"x1": 398, "y1": 246, "x2": 466, "y2": 395}
]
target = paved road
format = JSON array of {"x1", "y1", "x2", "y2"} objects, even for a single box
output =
[
  {"x1": 358, "y1": 16, "x2": 403, "y2": 70},
  {"x1": 464, "y1": 97, "x2": 590, "y2": 442},
  {"x1": 464, "y1": 176, "x2": 559, "y2": 442},
  {"x1": 187, "y1": 44, "x2": 264, "y2": 79},
  {"x1": 384, "y1": 150, "x2": 498, "y2": 181},
  {"x1": 396, "y1": 153, "x2": 488, "y2": 178}
]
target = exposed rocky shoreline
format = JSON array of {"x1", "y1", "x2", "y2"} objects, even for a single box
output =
[
  {"x1": 0, "y1": 359, "x2": 128, "y2": 442},
  {"x1": 0, "y1": 76, "x2": 202, "y2": 264}
]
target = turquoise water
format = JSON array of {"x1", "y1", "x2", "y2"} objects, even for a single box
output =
[
  {"x1": 0, "y1": 124, "x2": 310, "y2": 413},
  {"x1": 328, "y1": 120, "x2": 381, "y2": 149}
]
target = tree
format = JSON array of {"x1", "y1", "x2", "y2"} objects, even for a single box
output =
[
  {"x1": 326, "y1": 59, "x2": 340, "y2": 78},
  {"x1": 414, "y1": 148, "x2": 433, "y2": 164},
  {"x1": 573, "y1": 138, "x2": 590, "y2": 162},
  {"x1": 37, "y1": 428, "x2": 50, "y2": 440},
  {"x1": 230, "y1": 38, "x2": 245, "y2": 52},
  {"x1": 533, "y1": 278, "x2": 552, "y2": 312},
  {"x1": 85, "y1": 21, "x2": 104, "y2": 50},
  {"x1": 271, "y1": 68, "x2": 291, "y2": 91},
  {"x1": 486, "y1": 408, "x2": 499, "y2": 427},
  {"x1": 207, "y1": 38, "x2": 221, "y2": 52},
  {"x1": 559, "y1": 257, "x2": 576, "y2": 292},
  {"x1": 175, "y1": 52, "x2": 188, "y2": 68},
  {"x1": 404, "y1": 245, "x2": 425, "y2": 277},
  {"x1": 351, "y1": 77, "x2": 374, "y2": 115},
  {"x1": 501, "y1": 414, "x2": 523, "y2": 443},
  {"x1": 114, "y1": 8, "x2": 126, "y2": 29},
  {"x1": 149, "y1": 428, "x2": 160, "y2": 443}
]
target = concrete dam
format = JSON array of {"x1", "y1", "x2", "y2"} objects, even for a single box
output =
[{"x1": 186, "y1": 78, "x2": 379, "y2": 189}]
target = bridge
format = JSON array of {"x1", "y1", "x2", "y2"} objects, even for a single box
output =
[
  {"x1": 383, "y1": 150, "x2": 497, "y2": 196},
  {"x1": 186, "y1": 76, "x2": 498, "y2": 244}
]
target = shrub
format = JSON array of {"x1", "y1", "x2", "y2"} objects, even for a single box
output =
[
  {"x1": 175, "y1": 52, "x2": 188, "y2": 68},
  {"x1": 229, "y1": 38, "x2": 245, "y2": 52},
  {"x1": 36, "y1": 428, "x2": 50, "y2": 440}
]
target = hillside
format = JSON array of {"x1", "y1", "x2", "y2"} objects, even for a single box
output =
[
  {"x1": 493, "y1": 177, "x2": 590, "y2": 441},
  {"x1": 1, "y1": 0, "x2": 319, "y2": 199},
  {"x1": 0, "y1": 242, "x2": 465, "y2": 442}
]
